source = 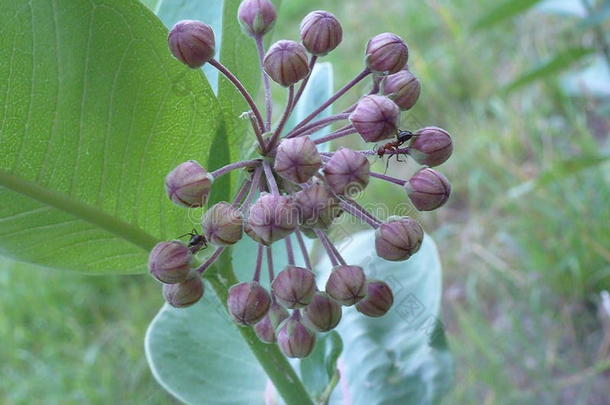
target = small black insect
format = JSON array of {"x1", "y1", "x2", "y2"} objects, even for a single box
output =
[
  {"x1": 178, "y1": 228, "x2": 208, "y2": 253},
  {"x1": 375, "y1": 129, "x2": 419, "y2": 172}
]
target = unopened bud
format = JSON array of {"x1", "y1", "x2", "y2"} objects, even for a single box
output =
[
  {"x1": 202, "y1": 202, "x2": 244, "y2": 246},
  {"x1": 277, "y1": 313, "x2": 316, "y2": 358},
  {"x1": 365, "y1": 33, "x2": 408, "y2": 74},
  {"x1": 382, "y1": 69, "x2": 420, "y2": 111},
  {"x1": 356, "y1": 280, "x2": 394, "y2": 317},
  {"x1": 302, "y1": 292, "x2": 342, "y2": 332},
  {"x1": 148, "y1": 241, "x2": 193, "y2": 284},
  {"x1": 409, "y1": 127, "x2": 453, "y2": 167},
  {"x1": 300, "y1": 10, "x2": 343, "y2": 56},
  {"x1": 294, "y1": 180, "x2": 340, "y2": 229},
  {"x1": 274, "y1": 136, "x2": 322, "y2": 183},
  {"x1": 349, "y1": 95, "x2": 399, "y2": 142},
  {"x1": 254, "y1": 300, "x2": 290, "y2": 343},
  {"x1": 323, "y1": 148, "x2": 370, "y2": 195},
  {"x1": 227, "y1": 281, "x2": 272, "y2": 326},
  {"x1": 238, "y1": 0, "x2": 277, "y2": 37},
  {"x1": 271, "y1": 266, "x2": 317, "y2": 309},
  {"x1": 325, "y1": 265, "x2": 367, "y2": 306},
  {"x1": 375, "y1": 216, "x2": 423, "y2": 261},
  {"x1": 168, "y1": 20, "x2": 215, "y2": 68},
  {"x1": 405, "y1": 168, "x2": 451, "y2": 211},
  {"x1": 165, "y1": 160, "x2": 214, "y2": 208},
  {"x1": 247, "y1": 193, "x2": 299, "y2": 245},
  {"x1": 264, "y1": 40, "x2": 310, "y2": 87},
  {"x1": 163, "y1": 275, "x2": 204, "y2": 308}
]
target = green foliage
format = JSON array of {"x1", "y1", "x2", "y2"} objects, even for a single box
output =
[
  {"x1": 145, "y1": 294, "x2": 269, "y2": 405},
  {"x1": 0, "y1": 0, "x2": 222, "y2": 274},
  {"x1": 321, "y1": 233, "x2": 453, "y2": 405},
  {"x1": 504, "y1": 47, "x2": 595, "y2": 92},
  {"x1": 299, "y1": 331, "x2": 343, "y2": 403},
  {"x1": 473, "y1": 0, "x2": 544, "y2": 29}
]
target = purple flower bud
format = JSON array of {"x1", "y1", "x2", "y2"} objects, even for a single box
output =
[
  {"x1": 271, "y1": 266, "x2": 317, "y2": 309},
  {"x1": 356, "y1": 280, "x2": 394, "y2": 317},
  {"x1": 294, "y1": 180, "x2": 340, "y2": 229},
  {"x1": 349, "y1": 95, "x2": 400, "y2": 142},
  {"x1": 274, "y1": 136, "x2": 322, "y2": 184},
  {"x1": 165, "y1": 160, "x2": 214, "y2": 208},
  {"x1": 163, "y1": 275, "x2": 204, "y2": 308},
  {"x1": 408, "y1": 127, "x2": 453, "y2": 167},
  {"x1": 365, "y1": 33, "x2": 408, "y2": 74},
  {"x1": 325, "y1": 265, "x2": 367, "y2": 306},
  {"x1": 382, "y1": 69, "x2": 421, "y2": 111},
  {"x1": 302, "y1": 292, "x2": 342, "y2": 332},
  {"x1": 148, "y1": 241, "x2": 193, "y2": 284},
  {"x1": 227, "y1": 281, "x2": 272, "y2": 326},
  {"x1": 405, "y1": 168, "x2": 451, "y2": 211},
  {"x1": 254, "y1": 300, "x2": 290, "y2": 343},
  {"x1": 168, "y1": 20, "x2": 215, "y2": 68},
  {"x1": 238, "y1": 0, "x2": 277, "y2": 37},
  {"x1": 264, "y1": 40, "x2": 310, "y2": 87},
  {"x1": 300, "y1": 10, "x2": 343, "y2": 56},
  {"x1": 244, "y1": 221, "x2": 266, "y2": 244},
  {"x1": 277, "y1": 313, "x2": 316, "y2": 358},
  {"x1": 202, "y1": 202, "x2": 244, "y2": 246},
  {"x1": 247, "y1": 193, "x2": 299, "y2": 245},
  {"x1": 374, "y1": 216, "x2": 423, "y2": 261},
  {"x1": 323, "y1": 148, "x2": 370, "y2": 196}
]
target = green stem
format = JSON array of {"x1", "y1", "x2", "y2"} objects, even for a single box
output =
[
  {"x1": 0, "y1": 169, "x2": 159, "y2": 250},
  {"x1": 205, "y1": 251, "x2": 314, "y2": 405}
]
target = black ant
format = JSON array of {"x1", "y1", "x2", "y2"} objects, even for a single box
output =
[
  {"x1": 375, "y1": 129, "x2": 418, "y2": 172},
  {"x1": 178, "y1": 228, "x2": 208, "y2": 253}
]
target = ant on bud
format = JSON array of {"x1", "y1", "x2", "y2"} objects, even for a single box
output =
[
  {"x1": 178, "y1": 228, "x2": 208, "y2": 253},
  {"x1": 375, "y1": 129, "x2": 418, "y2": 172}
]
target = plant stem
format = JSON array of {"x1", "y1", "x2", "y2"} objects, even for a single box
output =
[
  {"x1": 241, "y1": 168, "x2": 262, "y2": 211},
  {"x1": 290, "y1": 55, "x2": 318, "y2": 114},
  {"x1": 209, "y1": 58, "x2": 266, "y2": 146},
  {"x1": 339, "y1": 200, "x2": 381, "y2": 228},
  {"x1": 315, "y1": 229, "x2": 339, "y2": 266},
  {"x1": 314, "y1": 125, "x2": 357, "y2": 145},
  {"x1": 196, "y1": 247, "x2": 225, "y2": 274},
  {"x1": 370, "y1": 171, "x2": 406, "y2": 186},
  {"x1": 267, "y1": 85, "x2": 295, "y2": 151},
  {"x1": 320, "y1": 232, "x2": 347, "y2": 266},
  {"x1": 263, "y1": 160, "x2": 280, "y2": 195},
  {"x1": 266, "y1": 245, "x2": 275, "y2": 281},
  {"x1": 255, "y1": 36, "x2": 273, "y2": 131},
  {"x1": 253, "y1": 243, "x2": 264, "y2": 282},
  {"x1": 286, "y1": 113, "x2": 350, "y2": 139},
  {"x1": 211, "y1": 159, "x2": 261, "y2": 179},
  {"x1": 205, "y1": 254, "x2": 314, "y2": 405},
  {"x1": 295, "y1": 229, "x2": 312, "y2": 270},
  {"x1": 292, "y1": 68, "x2": 371, "y2": 133},
  {"x1": 285, "y1": 235, "x2": 295, "y2": 265}
]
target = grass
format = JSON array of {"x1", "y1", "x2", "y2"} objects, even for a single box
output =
[{"x1": 1, "y1": 0, "x2": 609, "y2": 403}]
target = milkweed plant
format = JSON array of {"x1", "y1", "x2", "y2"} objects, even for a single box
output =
[{"x1": 0, "y1": 0, "x2": 454, "y2": 404}]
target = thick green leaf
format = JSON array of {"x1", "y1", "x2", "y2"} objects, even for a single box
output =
[
  {"x1": 474, "y1": 0, "x2": 545, "y2": 29},
  {"x1": 315, "y1": 232, "x2": 453, "y2": 405},
  {"x1": 156, "y1": 0, "x2": 224, "y2": 93},
  {"x1": 145, "y1": 293, "x2": 269, "y2": 405},
  {"x1": 299, "y1": 331, "x2": 343, "y2": 404},
  {"x1": 504, "y1": 47, "x2": 595, "y2": 93},
  {"x1": 140, "y1": 0, "x2": 160, "y2": 11},
  {"x1": 0, "y1": 0, "x2": 222, "y2": 274}
]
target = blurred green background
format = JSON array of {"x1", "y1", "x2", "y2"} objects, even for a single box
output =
[{"x1": 2, "y1": 0, "x2": 609, "y2": 404}]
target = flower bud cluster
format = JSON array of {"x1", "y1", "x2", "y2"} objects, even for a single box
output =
[{"x1": 149, "y1": 2, "x2": 455, "y2": 358}]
